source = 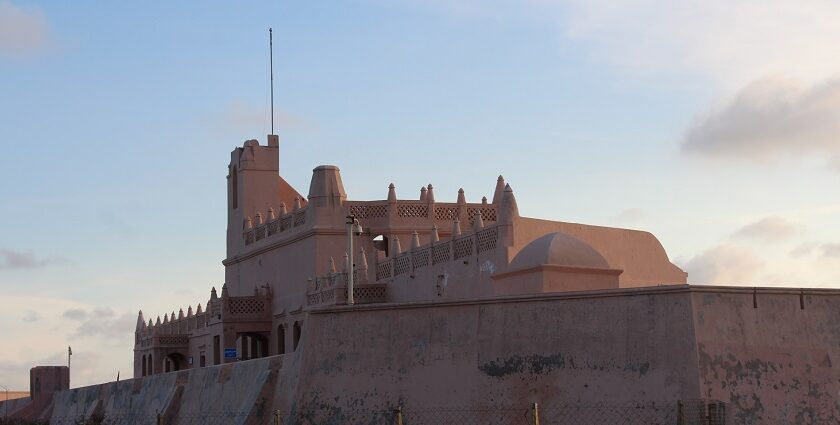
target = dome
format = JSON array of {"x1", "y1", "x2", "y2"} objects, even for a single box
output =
[{"x1": 509, "y1": 232, "x2": 610, "y2": 270}]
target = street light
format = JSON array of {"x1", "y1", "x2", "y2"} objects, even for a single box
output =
[{"x1": 346, "y1": 215, "x2": 363, "y2": 305}]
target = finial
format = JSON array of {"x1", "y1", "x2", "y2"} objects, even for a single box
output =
[
  {"x1": 420, "y1": 186, "x2": 427, "y2": 202},
  {"x1": 499, "y1": 183, "x2": 520, "y2": 223},
  {"x1": 411, "y1": 231, "x2": 421, "y2": 250},
  {"x1": 187, "y1": 306, "x2": 193, "y2": 317},
  {"x1": 294, "y1": 196, "x2": 302, "y2": 211},
  {"x1": 482, "y1": 196, "x2": 488, "y2": 205},
  {"x1": 452, "y1": 220, "x2": 462, "y2": 237},
  {"x1": 210, "y1": 286, "x2": 218, "y2": 300},
  {"x1": 387, "y1": 183, "x2": 397, "y2": 202},
  {"x1": 392, "y1": 235, "x2": 402, "y2": 256},
  {"x1": 457, "y1": 188, "x2": 466, "y2": 205},
  {"x1": 163, "y1": 314, "x2": 169, "y2": 324},
  {"x1": 255, "y1": 212, "x2": 264, "y2": 225},
  {"x1": 196, "y1": 303, "x2": 203, "y2": 314},
  {"x1": 221, "y1": 283, "x2": 229, "y2": 298},
  {"x1": 171, "y1": 311, "x2": 176, "y2": 322},
  {"x1": 431, "y1": 225, "x2": 440, "y2": 242},
  {"x1": 136, "y1": 310, "x2": 145, "y2": 330},
  {"x1": 156, "y1": 316, "x2": 162, "y2": 326},
  {"x1": 148, "y1": 318, "x2": 153, "y2": 328},
  {"x1": 278, "y1": 202, "x2": 287, "y2": 215},
  {"x1": 473, "y1": 211, "x2": 484, "y2": 230},
  {"x1": 426, "y1": 184, "x2": 435, "y2": 203},
  {"x1": 178, "y1": 309, "x2": 184, "y2": 320},
  {"x1": 267, "y1": 208, "x2": 276, "y2": 221},
  {"x1": 492, "y1": 175, "x2": 506, "y2": 204},
  {"x1": 328, "y1": 256, "x2": 336, "y2": 274},
  {"x1": 244, "y1": 216, "x2": 253, "y2": 230}
]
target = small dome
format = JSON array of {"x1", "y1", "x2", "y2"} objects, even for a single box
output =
[{"x1": 510, "y1": 232, "x2": 609, "y2": 270}]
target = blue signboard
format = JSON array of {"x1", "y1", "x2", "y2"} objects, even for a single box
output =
[{"x1": 224, "y1": 348, "x2": 237, "y2": 358}]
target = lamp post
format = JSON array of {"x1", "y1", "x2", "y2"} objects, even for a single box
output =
[{"x1": 346, "y1": 215, "x2": 363, "y2": 305}]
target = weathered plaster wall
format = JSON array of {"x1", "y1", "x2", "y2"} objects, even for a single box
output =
[
  {"x1": 293, "y1": 287, "x2": 703, "y2": 419},
  {"x1": 691, "y1": 288, "x2": 840, "y2": 425}
]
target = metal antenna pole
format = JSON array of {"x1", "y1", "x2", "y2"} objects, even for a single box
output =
[{"x1": 269, "y1": 28, "x2": 274, "y2": 135}]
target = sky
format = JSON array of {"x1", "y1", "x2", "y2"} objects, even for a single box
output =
[{"x1": 1, "y1": 0, "x2": 839, "y2": 389}]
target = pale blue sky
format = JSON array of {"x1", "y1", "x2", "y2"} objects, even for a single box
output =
[{"x1": 1, "y1": 0, "x2": 839, "y2": 388}]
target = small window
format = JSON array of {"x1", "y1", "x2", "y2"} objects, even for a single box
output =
[
  {"x1": 213, "y1": 335, "x2": 221, "y2": 365},
  {"x1": 200, "y1": 352, "x2": 206, "y2": 368}
]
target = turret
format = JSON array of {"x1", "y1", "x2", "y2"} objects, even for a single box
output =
[
  {"x1": 135, "y1": 310, "x2": 145, "y2": 331},
  {"x1": 492, "y1": 175, "x2": 505, "y2": 204},
  {"x1": 308, "y1": 165, "x2": 347, "y2": 208}
]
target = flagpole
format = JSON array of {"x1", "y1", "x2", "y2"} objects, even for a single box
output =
[{"x1": 269, "y1": 27, "x2": 274, "y2": 135}]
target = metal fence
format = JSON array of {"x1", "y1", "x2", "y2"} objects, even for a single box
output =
[{"x1": 42, "y1": 400, "x2": 727, "y2": 425}]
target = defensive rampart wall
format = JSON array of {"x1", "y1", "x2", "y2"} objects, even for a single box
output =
[{"x1": 9, "y1": 285, "x2": 838, "y2": 424}]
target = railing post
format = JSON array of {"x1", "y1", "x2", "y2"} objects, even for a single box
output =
[
  {"x1": 274, "y1": 409, "x2": 282, "y2": 425},
  {"x1": 532, "y1": 402, "x2": 540, "y2": 425},
  {"x1": 395, "y1": 406, "x2": 404, "y2": 425}
]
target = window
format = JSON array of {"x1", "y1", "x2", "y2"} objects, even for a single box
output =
[
  {"x1": 231, "y1": 166, "x2": 238, "y2": 209},
  {"x1": 200, "y1": 352, "x2": 206, "y2": 368},
  {"x1": 277, "y1": 325, "x2": 286, "y2": 354},
  {"x1": 213, "y1": 335, "x2": 221, "y2": 365},
  {"x1": 293, "y1": 321, "x2": 302, "y2": 351}
]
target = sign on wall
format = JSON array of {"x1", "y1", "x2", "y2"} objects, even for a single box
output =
[{"x1": 224, "y1": 348, "x2": 237, "y2": 359}]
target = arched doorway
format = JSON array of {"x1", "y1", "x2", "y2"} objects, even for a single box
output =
[
  {"x1": 164, "y1": 353, "x2": 186, "y2": 372},
  {"x1": 239, "y1": 332, "x2": 269, "y2": 360},
  {"x1": 141, "y1": 354, "x2": 147, "y2": 376}
]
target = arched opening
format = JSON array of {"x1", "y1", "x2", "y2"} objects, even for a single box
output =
[
  {"x1": 238, "y1": 333, "x2": 269, "y2": 360},
  {"x1": 372, "y1": 234, "x2": 388, "y2": 257},
  {"x1": 141, "y1": 354, "x2": 147, "y2": 376},
  {"x1": 293, "y1": 321, "x2": 302, "y2": 351},
  {"x1": 277, "y1": 325, "x2": 286, "y2": 355},
  {"x1": 147, "y1": 354, "x2": 153, "y2": 375},
  {"x1": 165, "y1": 353, "x2": 186, "y2": 372}
]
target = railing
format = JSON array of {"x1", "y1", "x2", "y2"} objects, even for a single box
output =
[
  {"x1": 375, "y1": 225, "x2": 500, "y2": 281},
  {"x1": 345, "y1": 200, "x2": 497, "y2": 225},
  {"x1": 306, "y1": 282, "x2": 387, "y2": 306},
  {"x1": 243, "y1": 207, "x2": 308, "y2": 246}
]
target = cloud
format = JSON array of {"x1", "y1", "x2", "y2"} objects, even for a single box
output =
[
  {"x1": 71, "y1": 309, "x2": 135, "y2": 339},
  {"x1": 731, "y1": 216, "x2": 797, "y2": 243},
  {"x1": 22, "y1": 309, "x2": 40, "y2": 323},
  {"x1": 0, "y1": 1, "x2": 50, "y2": 57},
  {"x1": 614, "y1": 208, "x2": 644, "y2": 225},
  {"x1": 0, "y1": 248, "x2": 64, "y2": 270},
  {"x1": 62, "y1": 308, "x2": 88, "y2": 321},
  {"x1": 681, "y1": 244, "x2": 764, "y2": 285},
  {"x1": 681, "y1": 77, "x2": 840, "y2": 167},
  {"x1": 789, "y1": 242, "x2": 840, "y2": 260},
  {"x1": 820, "y1": 243, "x2": 840, "y2": 259}
]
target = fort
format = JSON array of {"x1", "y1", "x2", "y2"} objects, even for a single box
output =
[{"x1": 3, "y1": 134, "x2": 840, "y2": 424}]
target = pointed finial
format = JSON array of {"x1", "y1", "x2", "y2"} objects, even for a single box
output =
[
  {"x1": 499, "y1": 183, "x2": 520, "y2": 223},
  {"x1": 492, "y1": 175, "x2": 506, "y2": 204},
  {"x1": 136, "y1": 310, "x2": 145, "y2": 330},
  {"x1": 411, "y1": 231, "x2": 421, "y2": 250},
  {"x1": 148, "y1": 318, "x2": 153, "y2": 328},
  {"x1": 210, "y1": 286, "x2": 218, "y2": 300},
  {"x1": 294, "y1": 196, "x2": 302, "y2": 210},
  {"x1": 452, "y1": 220, "x2": 462, "y2": 237},
  {"x1": 163, "y1": 314, "x2": 169, "y2": 324},
  {"x1": 278, "y1": 202, "x2": 287, "y2": 215},
  {"x1": 426, "y1": 184, "x2": 435, "y2": 203},
  {"x1": 267, "y1": 208, "x2": 276, "y2": 221},
  {"x1": 196, "y1": 303, "x2": 203, "y2": 314},
  {"x1": 244, "y1": 216, "x2": 253, "y2": 230},
  {"x1": 482, "y1": 196, "x2": 488, "y2": 205},
  {"x1": 156, "y1": 316, "x2": 162, "y2": 325},
  {"x1": 328, "y1": 256, "x2": 336, "y2": 274},
  {"x1": 171, "y1": 311, "x2": 176, "y2": 322},
  {"x1": 255, "y1": 212, "x2": 264, "y2": 225},
  {"x1": 457, "y1": 188, "x2": 466, "y2": 205},
  {"x1": 187, "y1": 306, "x2": 193, "y2": 317},
  {"x1": 420, "y1": 186, "x2": 427, "y2": 202},
  {"x1": 387, "y1": 183, "x2": 397, "y2": 202},
  {"x1": 473, "y1": 211, "x2": 484, "y2": 230},
  {"x1": 178, "y1": 309, "x2": 184, "y2": 320},
  {"x1": 392, "y1": 235, "x2": 402, "y2": 256},
  {"x1": 431, "y1": 225, "x2": 440, "y2": 242},
  {"x1": 221, "y1": 283, "x2": 229, "y2": 298}
]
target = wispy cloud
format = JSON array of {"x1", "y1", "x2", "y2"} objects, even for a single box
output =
[
  {"x1": 731, "y1": 216, "x2": 797, "y2": 243},
  {"x1": 0, "y1": 1, "x2": 50, "y2": 58},
  {"x1": 680, "y1": 244, "x2": 764, "y2": 285},
  {"x1": 789, "y1": 242, "x2": 840, "y2": 260},
  {"x1": 22, "y1": 309, "x2": 40, "y2": 323},
  {"x1": 682, "y1": 77, "x2": 840, "y2": 168},
  {"x1": 62, "y1": 308, "x2": 88, "y2": 321},
  {"x1": 0, "y1": 248, "x2": 65, "y2": 271}
]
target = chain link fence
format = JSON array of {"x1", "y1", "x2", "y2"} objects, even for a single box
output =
[{"x1": 40, "y1": 399, "x2": 727, "y2": 425}]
